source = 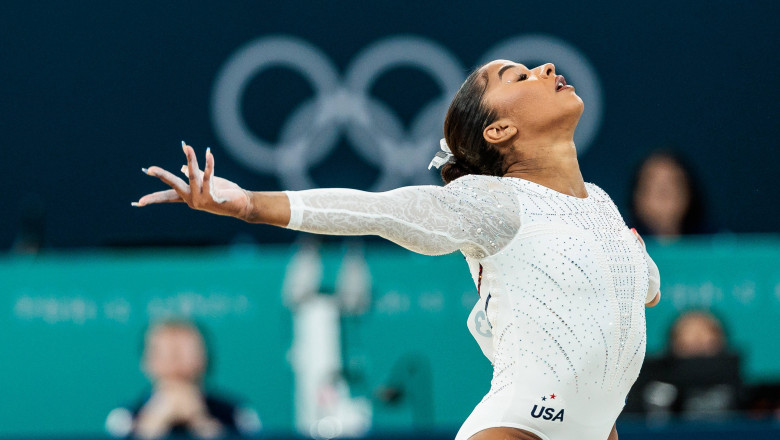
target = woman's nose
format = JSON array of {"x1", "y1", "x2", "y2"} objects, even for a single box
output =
[{"x1": 538, "y1": 63, "x2": 556, "y2": 78}]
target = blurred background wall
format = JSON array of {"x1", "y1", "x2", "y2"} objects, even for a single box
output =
[
  {"x1": 1, "y1": 0, "x2": 778, "y2": 249},
  {"x1": 2, "y1": 241, "x2": 780, "y2": 436},
  {"x1": 1, "y1": 0, "x2": 778, "y2": 439}
]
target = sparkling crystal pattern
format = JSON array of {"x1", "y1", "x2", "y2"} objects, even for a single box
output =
[
  {"x1": 286, "y1": 174, "x2": 656, "y2": 439},
  {"x1": 480, "y1": 177, "x2": 651, "y2": 396}
]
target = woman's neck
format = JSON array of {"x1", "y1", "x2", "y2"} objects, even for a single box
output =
[{"x1": 502, "y1": 140, "x2": 588, "y2": 198}]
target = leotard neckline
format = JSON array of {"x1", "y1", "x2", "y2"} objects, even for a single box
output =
[{"x1": 499, "y1": 175, "x2": 592, "y2": 201}]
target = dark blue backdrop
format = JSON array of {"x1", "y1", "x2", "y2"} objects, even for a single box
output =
[{"x1": 2, "y1": 0, "x2": 778, "y2": 249}]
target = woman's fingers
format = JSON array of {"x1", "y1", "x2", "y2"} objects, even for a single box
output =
[
  {"x1": 202, "y1": 148, "x2": 214, "y2": 194},
  {"x1": 146, "y1": 166, "x2": 190, "y2": 197},
  {"x1": 136, "y1": 143, "x2": 228, "y2": 209},
  {"x1": 134, "y1": 189, "x2": 183, "y2": 206},
  {"x1": 631, "y1": 227, "x2": 645, "y2": 248},
  {"x1": 183, "y1": 142, "x2": 202, "y2": 193},
  {"x1": 181, "y1": 165, "x2": 201, "y2": 178},
  {"x1": 646, "y1": 291, "x2": 661, "y2": 307},
  {"x1": 203, "y1": 148, "x2": 224, "y2": 203},
  {"x1": 179, "y1": 149, "x2": 225, "y2": 204}
]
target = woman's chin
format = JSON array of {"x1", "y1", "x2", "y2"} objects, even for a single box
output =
[{"x1": 570, "y1": 96, "x2": 585, "y2": 116}]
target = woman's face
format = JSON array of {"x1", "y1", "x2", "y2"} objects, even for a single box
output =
[{"x1": 480, "y1": 60, "x2": 584, "y2": 139}]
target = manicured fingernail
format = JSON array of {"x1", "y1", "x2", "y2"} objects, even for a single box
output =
[
  {"x1": 206, "y1": 147, "x2": 211, "y2": 154},
  {"x1": 181, "y1": 140, "x2": 186, "y2": 147},
  {"x1": 131, "y1": 202, "x2": 140, "y2": 207},
  {"x1": 630, "y1": 228, "x2": 637, "y2": 233},
  {"x1": 141, "y1": 167, "x2": 148, "y2": 174}
]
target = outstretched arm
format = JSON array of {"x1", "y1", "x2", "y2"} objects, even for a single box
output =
[
  {"x1": 282, "y1": 181, "x2": 520, "y2": 256},
  {"x1": 134, "y1": 143, "x2": 520, "y2": 257}
]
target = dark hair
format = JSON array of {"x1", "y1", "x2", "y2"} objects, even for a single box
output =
[
  {"x1": 441, "y1": 68, "x2": 504, "y2": 183},
  {"x1": 629, "y1": 149, "x2": 709, "y2": 235}
]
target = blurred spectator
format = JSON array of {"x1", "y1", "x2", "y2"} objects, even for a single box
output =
[
  {"x1": 630, "y1": 150, "x2": 712, "y2": 240},
  {"x1": 669, "y1": 310, "x2": 726, "y2": 358},
  {"x1": 105, "y1": 320, "x2": 261, "y2": 439},
  {"x1": 626, "y1": 311, "x2": 743, "y2": 419}
]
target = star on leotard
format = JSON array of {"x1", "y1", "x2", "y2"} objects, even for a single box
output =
[
  {"x1": 541, "y1": 396, "x2": 546, "y2": 401},
  {"x1": 550, "y1": 393, "x2": 556, "y2": 399}
]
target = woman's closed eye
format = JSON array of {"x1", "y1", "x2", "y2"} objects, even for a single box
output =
[{"x1": 504, "y1": 71, "x2": 527, "y2": 83}]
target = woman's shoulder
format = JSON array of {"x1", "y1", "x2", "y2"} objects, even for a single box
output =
[
  {"x1": 584, "y1": 182, "x2": 613, "y2": 201},
  {"x1": 447, "y1": 173, "x2": 499, "y2": 184},
  {"x1": 446, "y1": 174, "x2": 514, "y2": 191},
  {"x1": 442, "y1": 175, "x2": 521, "y2": 213}
]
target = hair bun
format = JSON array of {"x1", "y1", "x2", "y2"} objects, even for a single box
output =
[{"x1": 441, "y1": 160, "x2": 476, "y2": 184}]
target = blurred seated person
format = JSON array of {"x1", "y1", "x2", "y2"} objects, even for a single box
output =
[
  {"x1": 626, "y1": 311, "x2": 742, "y2": 419},
  {"x1": 105, "y1": 320, "x2": 261, "y2": 439},
  {"x1": 630, "y1": 150, "x2": 713, "y2": 241}
]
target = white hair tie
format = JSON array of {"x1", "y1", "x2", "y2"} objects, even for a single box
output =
[{"x1": 427, "y1": 138, "x2": 455, "y2": 170}]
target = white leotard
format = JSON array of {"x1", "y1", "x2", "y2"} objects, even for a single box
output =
[{"x1": 285, "y1": 175, "x2": 660, "y2": 440}]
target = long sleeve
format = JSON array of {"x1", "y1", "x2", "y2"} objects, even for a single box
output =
[{"x1": 284, "y1": 175, "x2": 521, "y2": 258}]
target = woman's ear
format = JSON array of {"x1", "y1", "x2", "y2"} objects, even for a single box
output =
[{"x1": 483, "y1": 119, "x2": 517, "y2": 145}]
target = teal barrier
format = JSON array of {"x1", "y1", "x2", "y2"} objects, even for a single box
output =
[
  {"x1": 642, "y1": 236, "x2": 780, "y2": 381},
  {"x1": 1, "y1": 237, "x2": 778, "y2": 436}
]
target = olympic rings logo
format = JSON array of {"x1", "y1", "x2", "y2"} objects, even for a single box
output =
[{"x1": 211, "y1": 34, "x2": 603, "y2": 190}]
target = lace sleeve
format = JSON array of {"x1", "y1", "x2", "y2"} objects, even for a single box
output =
[{"x1": 284, "y1": 175, "x2": 521, "y2": 258}]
